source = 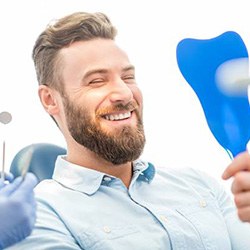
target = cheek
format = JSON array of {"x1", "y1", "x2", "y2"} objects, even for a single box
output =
[
  {"x1": 77, "y1": 89, "x2": 107, "y2": 112},
  {"x1": 131, "y1": 86, "x2": 143, "y2": 107}
]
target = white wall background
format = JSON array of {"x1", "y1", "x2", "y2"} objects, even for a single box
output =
[{"x1": 0, "y1": 0, "x2": 249, "y2": 191}]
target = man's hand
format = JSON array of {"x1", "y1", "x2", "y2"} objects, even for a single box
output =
[
  {"x1": 222, "y1": 151, "x2": 250, "y2": 222},
  {"x1": 0, "y1": 173, "x2": 38, "y2": 249}
]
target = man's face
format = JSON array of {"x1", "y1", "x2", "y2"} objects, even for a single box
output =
[{"x1": 59, "y1": 39, "x2": 145, "y2": 164}]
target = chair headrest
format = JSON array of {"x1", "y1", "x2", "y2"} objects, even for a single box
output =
[{"x1": 10, "y1": 143, "x2": 67, "y2": 182}]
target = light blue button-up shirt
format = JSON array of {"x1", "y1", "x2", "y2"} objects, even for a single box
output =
[{"x1": 8, "y1": 156, "x2": 250, "y2": 249}]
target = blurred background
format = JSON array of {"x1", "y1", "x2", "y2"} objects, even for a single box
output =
[{"x1": 0, "y1": 0, "x2": 249, "y2": 190}]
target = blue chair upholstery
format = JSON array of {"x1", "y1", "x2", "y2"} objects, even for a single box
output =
[{"x1": 10, "y1": 143, "x2": 67, "y2": 182}]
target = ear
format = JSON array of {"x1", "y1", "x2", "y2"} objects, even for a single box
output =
[{"x1": 38, "y1": 85, "x2": 60, "y2": 116}]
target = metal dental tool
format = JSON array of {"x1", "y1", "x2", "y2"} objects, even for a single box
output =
[
  {"x1": 20, "y1": 145, "x2": 34, "y2": 178},
  {"x1": 0, "y1": 111, "x2": 12, "y2": 182}
]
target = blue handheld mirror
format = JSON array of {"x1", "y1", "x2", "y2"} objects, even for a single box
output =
[{"x1": 176, "y1": 31, "x2": 250, "y2": 158}]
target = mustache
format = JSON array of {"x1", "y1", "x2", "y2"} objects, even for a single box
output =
[{"x1": 96, "y1": 100, "x2": 139, "y2": 116}]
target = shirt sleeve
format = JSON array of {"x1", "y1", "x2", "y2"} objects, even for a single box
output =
[{"x1": 6, "y1": 198, "x2": 83, "y2": 250}]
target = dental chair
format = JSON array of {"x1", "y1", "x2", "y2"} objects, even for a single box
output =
[{"x1": 10, "y1": 143, "x2": 67, "y2": 182}]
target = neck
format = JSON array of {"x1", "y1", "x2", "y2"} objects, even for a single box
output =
[{"x1": 66, "y1": 143, "x2": 133, "y2": 188}]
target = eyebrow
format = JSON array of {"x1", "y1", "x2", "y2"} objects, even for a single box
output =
[
  {"x1": 83, "y1": 65, "x2": 135, "y2": 79},
  {"x1": 122, "y1": 65, "x2": 135, "y2": 72}
]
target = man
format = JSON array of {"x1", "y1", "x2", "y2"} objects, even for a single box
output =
[
  {"x1": 0, "y1": 173, "x2": 37, "y2": 249},
  {"x1": 8, "y1": 11, "x2": 250, "y2": 249}
]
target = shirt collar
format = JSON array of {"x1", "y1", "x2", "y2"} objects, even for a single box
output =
[
  {"x1": 132, "y1": 159, "x2": 155, "y2": 183},
  {"x1": 53, "y1": 156, "x2": 155, "y2": 195}
]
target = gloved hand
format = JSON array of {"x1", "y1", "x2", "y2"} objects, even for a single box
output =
[
  {"x1": 0, "y1": 173, "x2": 38, "y2": 249},
  {"x1": 0, "y1": 173, "x2": 14, "y2": 189}
]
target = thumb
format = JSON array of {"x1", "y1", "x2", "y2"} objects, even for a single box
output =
[
  {"x1": 0, "y1": 176, "x2": 23, "y2": 196},
  {"x1": 0, "y1": 173, "x2": 14, "y2": 189},
  {"x1": 11, "y1": 173, "x2": 38, "y2": 200}
]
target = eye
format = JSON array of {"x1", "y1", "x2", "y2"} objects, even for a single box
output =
[
  {"x1": 89, "y1": 78, "x2": 105, "y2": 85},
  {"x1": 123, "y1": 74, "x2": 136, "y2": 84}
]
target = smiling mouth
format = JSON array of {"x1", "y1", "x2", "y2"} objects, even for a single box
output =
[{"x1": 103, "y1": 111, "x2": 132, "y2": 121}]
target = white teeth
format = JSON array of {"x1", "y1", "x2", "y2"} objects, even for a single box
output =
[{"x1": 105, "y1": 112, "x2": 131, "y2": 121}]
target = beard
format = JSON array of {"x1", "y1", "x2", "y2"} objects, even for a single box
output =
[{"x1": 62, "y1": 95, "x2": 146, "y2": 165}]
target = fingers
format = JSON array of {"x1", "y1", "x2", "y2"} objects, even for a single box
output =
[
  {"x1": 11, "y1": 173, "x2": 38, "y2": 200},
  {"x1": 231, "y1": 172, "x2": 250, "y2": 223},
  {"x1": 234, "y1": 191, "x2": 250, "y2": 207},
  {"x1": 0, "y1": 173, "x2": 38, "y2": 197},
  {"x1": 2, "y1": 172, "x2": 14, "y2": 182},
  {"x1": 0, "y1": 173, "x2": 14, "y2": 189},
  {"x1": 237, "y1": 207, "x2": 250, "y2": 222},
  {"x1": 222, "y1": 151, "x2": 250, "y2": 222},
  {"x1": 0, "y1": 176, "x2": 23, "y2": 196},
  {"x1": 231, "y1": 171, "x2": 250, "y2": 194},
  {"x1": 222, "y1": 151, "x2": 250, "y2": 180},
  {"x1": 234, "y1": 192, "x2": 250, "y2": 222}
]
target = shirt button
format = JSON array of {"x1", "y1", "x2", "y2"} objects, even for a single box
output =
[
  {"x1": 103, "y1": 176, "x2": 112, "y2": 182},
  {"x1": 103, "y1": 226, "x2": 111, "y2": 233},
  {"x1": 160, "y1": 215, "x2": 168, "y2": 222},
  {"x1": 200, "y1": 200, "x2": 207, "y2": 208}
]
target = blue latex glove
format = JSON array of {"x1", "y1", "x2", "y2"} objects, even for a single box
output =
[
  {"x1": 0, "y1": 173, "x2": 14, "y2": 189},
  {"x1": 0, "y1": 173, "x2": 38, "y2": 249}
]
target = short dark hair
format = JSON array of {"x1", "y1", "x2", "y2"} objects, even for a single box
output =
[{"x1": 32, "y1": 12, "x2": 117, "y2": 92}]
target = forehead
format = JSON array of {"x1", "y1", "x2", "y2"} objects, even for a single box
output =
[{"x1": 59, "y1": 39, "x2": 132, "y2": 74}]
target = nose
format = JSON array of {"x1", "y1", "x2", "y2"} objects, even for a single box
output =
[{"x1": 109, "y1": 79, "x2": 133, "y2": 104}]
